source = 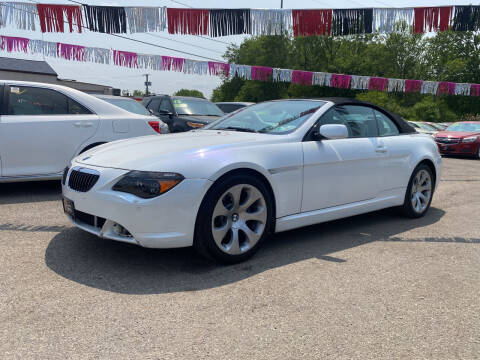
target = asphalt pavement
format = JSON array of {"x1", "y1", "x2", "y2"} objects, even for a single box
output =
[{"x1": 1, "y1": 157, "x2": 479, "y2": 359}]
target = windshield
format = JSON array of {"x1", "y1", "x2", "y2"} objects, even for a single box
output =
[
  {"x1": 173, "y1": 98, "x2": 224, "y2": 116},
  {"x1": 205, "y1": 100, "x2": 325, "y2": 134},
  {"x1": 103, "y1": 98, "x2": 151, "y2": 116},
  {"x1": 415, "y1": 122, "x2": 436, "y2": 131},
  {"x1": 446, "y1": 122, "x2": 480, "y2": 132}
]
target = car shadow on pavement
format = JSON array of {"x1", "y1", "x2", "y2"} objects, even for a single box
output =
[
  {"x1": 0, "y1": 180, "x2": 61, "y2": 205},
  {"x1": 44, "y1": 207, "x2": 470, "y2": 295}
]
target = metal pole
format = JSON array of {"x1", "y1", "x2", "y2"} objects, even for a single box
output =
[
  {"x1": 281, "y1": 0, "x2": 283, "y2": 8},
  {"x1": 143, "y1": 74, "x2": 150, "y2": 96}
]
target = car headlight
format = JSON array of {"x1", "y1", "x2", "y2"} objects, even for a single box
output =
[
  {"x1": 187, "y1": 121, "x2": 205, "y2": 128},
  {"x1": 462, "y1": 136, "x2": 478, "y2": 143},
  {"x1": 112, "y1": 171, "x2": 184, "y2": 198}
]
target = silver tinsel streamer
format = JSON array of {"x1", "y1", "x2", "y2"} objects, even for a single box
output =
[
  {"x1": 454, "y1": 83, "x2": 471, "y2": 96},
  {"x1": 29, "y1": 40, "x2": 57, "y2": 57},
  {"x1": 125, "y1": 7, "x2": 166, "y2": 33},
  {"x1": 372, "y1": 9, "x2": 414, "y2": 33},
  {"x1": 387, "y1": 78, "x2": 405, "y2": 92},
  {"x1": 350, "y1": 75, "x2": 370, "y2": 90},
  {"x1": 137, "y1": 54, "x2": 153, "y2": 69},
  {"x1": 183, "y1": 59, "x2": 209, "y2": 75},
  {"x1": 250, "y1": 9, "x2": 292, "y2": 35},
  {"x1": 140, "y1": 54, "x2": 162, "y2": 70},
  {"x1": 312, "y1": 72, "x2": 333, "y2": 86},
  {"x1": 324, "y1": 73, "x2": 332, "y2": 87},
  {"x1": 230, "y1": 64, "x2": 252, "y2": 80},
  {"x1": 273, "y1": 68, "x2": 292, "y2": 82},
  {"x1": 421, "y1": 81, "x2": 439, "y2": 95},
  {"x1": 84, "y1": 47, "x2": 110, "y2": 64},
  {"x1": 0, "y1": 2, "x2": 36, "y2": 31}
]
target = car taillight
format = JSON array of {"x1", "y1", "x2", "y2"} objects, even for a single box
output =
[{"x1": 148, "y1": 121, "x2": 161, "y2": 134}]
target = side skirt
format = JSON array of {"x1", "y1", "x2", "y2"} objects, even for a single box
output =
[{"x1": 275, "y1": 191, "x2": 405, "y2": 233}]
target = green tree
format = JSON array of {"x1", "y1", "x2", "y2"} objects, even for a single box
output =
[
  {"x1": 211, "y1": 29, "x2": 480, "y2": 122},
  {"x1": 173, "y1": 89, "x2": 205, "y2": 98}
]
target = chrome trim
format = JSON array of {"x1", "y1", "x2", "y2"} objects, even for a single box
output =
[{"x1": 71, "y1": 166, "x2": 100, "y2": 176}]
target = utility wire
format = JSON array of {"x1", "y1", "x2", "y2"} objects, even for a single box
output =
[
  {"x1": 145, "y1": 33, "x2": 224, "y2": 54},
  {"x1": 3, "y1": 1, "x2": 223, "y2": 62}
]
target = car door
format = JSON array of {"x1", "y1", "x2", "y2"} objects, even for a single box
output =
[
  {"x1": 0, "y1": 84, "x2": 98, "y2": 177},
  {"x1": 301, "y1": 105, "x2": 386, "y2": 212},
  {"x1": 158, "y1": 97, "x2": 177, "y2": 131},
  {"x1": 373, "y1": 109, "x2": 411, "y2": 193}
]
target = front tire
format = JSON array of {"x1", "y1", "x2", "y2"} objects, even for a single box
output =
[
  {"x1": 401, "y1": 164, "x2": 434, "y2": 218},
  {"x1": 194, "y1": 174, "x2": 274, "y2": 263}
]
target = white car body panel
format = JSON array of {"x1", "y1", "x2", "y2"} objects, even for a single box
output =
[
  {"x1": 63, "y1": 100, "x2": 442, "y2": 249},
  {"x1": 0, "y1": 80, "x2": 162, "y2": 182}
]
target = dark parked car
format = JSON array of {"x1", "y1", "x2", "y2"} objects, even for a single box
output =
[
  {"x1": 215, "y1": 102, "x2": 254, "y2": 113},
  {"x1": 142, "y1": 95, "x2": 224, "y2": 132}
]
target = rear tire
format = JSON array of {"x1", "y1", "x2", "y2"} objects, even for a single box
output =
[
  {"x1": 194, "y1": 174, "x2": 274, "y2": 264},
  {"x1": 401, "y1": 164, "x2": 434, "y2": 218}
]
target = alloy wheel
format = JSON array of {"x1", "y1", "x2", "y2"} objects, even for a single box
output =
[
  {"x1": 410, "y1": 169, "x2": 432, "y2": 214},
  {"x1": 211, "y1": 184, "x2": 267, "y2": 255}
]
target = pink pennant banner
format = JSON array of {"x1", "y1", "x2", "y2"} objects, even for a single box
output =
[
  {"x1": 292, "y1": 70, "x2": 314, "y2": 85},
  {"x1": 471, "y1": 84, "x2": 480, "y2": 97},
  {"x1": 251, "y1": 66, "x2": 273, "y2": 81},
  {"x1": 437, "y1": 81, "x2": 456, "y2": 95},
  {"x1": 113, "y1": 50, "x2": 138, "y2": 68},
  {"x1": 0, "y1": 36, "x2": 29, "y2": 53},
  {"x1": 368, "y1": 77, "x2": 388, "y2": 91},
  {"x1": 208, "y1": 61, "x2": 230, "y2": 77},
  {"x1": 330, "y1": 74, "x2": 351, "y2": 89},
  {"x1": 162, "y1": 56, "x2": 185, "y2": 71},
  {"x1": 57, "y1": 43, "x2": 85, "y2": 61},
  {"x1": 405, "y1": 79, "x2": 423, "y2": 93}
]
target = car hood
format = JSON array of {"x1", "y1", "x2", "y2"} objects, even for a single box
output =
[
  {"x1": 76, "y1": 130, "x2": 282, "y2": 172},
  {"x1": 435, "y1": 131, "x2": 480, "y2": 138},
  {"x1": 177, "y1": 115, "x2": 222, "y2": 123}
]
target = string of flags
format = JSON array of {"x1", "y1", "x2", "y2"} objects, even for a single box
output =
[
  {"x1": 1, "y1": 34, "x2": 479, "y2": 97},
  {"x1": 0, "y1": 3, "x2": 479, "y2": 37}
]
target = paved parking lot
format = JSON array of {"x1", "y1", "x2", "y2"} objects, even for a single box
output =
[{"x1": 1, "y1": 157, "x2": 479, "y2": 359}]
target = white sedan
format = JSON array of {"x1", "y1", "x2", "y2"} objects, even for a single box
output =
[
  {"x1": 0, "y1": 81, "x2": 167, "y2": 183},
  {"x1": 62, "y1": 99, "x2": 442, "y2": 263}
]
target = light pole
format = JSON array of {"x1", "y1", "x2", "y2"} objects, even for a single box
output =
[
  {"x1": 281, "y1": 0, "x2": 283, "y2": 8},
  {"x1": 143, "y1": 74, "x2": 151, "y2": 96}
]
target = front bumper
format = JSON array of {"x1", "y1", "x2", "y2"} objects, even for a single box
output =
[
  {"x1": 62, "y1": 163, "x2": 212, "y2": 248},
  {"x1": 436, "y1": 141, "x2": 479, "y2": 156}
]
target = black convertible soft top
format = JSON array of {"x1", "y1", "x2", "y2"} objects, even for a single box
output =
[{"x1": 314, "y1": 97, "x2": 416, "y2": 134}]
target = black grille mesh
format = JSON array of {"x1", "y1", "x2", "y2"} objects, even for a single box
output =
[{"x1": 68, "y1": 169, "x2": 99, "y2": 192}]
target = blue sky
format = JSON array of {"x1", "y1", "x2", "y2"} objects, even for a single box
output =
[{"x1": 0, "y1": 0, "x2": 474, "y2": 97}]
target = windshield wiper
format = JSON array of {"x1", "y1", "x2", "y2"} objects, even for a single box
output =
[{"x1": 216, "y1": 126, "x2": 258, "y2": 133}]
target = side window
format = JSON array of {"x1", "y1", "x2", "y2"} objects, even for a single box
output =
[
  {"x1": 374, "y1": 110, "x2": 399, "y2": 136},
  {"x1": 68, "y1": 98, "x2": 92, "y2": 115},
  {"x1": 7, "y1": 86, "x2": 68, "y2": 115},
  {"x1": 146, "y1": 98, "x2": 161, "y2": 112},
  {"x1": 341, "y1": 105, "x2": 379, "y2": 138},
  {"x1": 159, "y1": 98, "x2": 174, "y2": 113},
  {"x1": 317, "y1": 108, "x2": 347, "y2": 127}
]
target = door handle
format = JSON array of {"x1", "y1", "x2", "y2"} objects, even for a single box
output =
[
  {"x1": 74, "y1": 122, "x2": 93, "y2": 128},
  {"x1": 376, "y1": 146, "x2": 387, "y2": 153}
]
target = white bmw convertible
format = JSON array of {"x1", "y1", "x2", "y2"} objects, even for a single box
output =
[{"x1": 62, "y1": 99, "x2": 442, "y2": 263}]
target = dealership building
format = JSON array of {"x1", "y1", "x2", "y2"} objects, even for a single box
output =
[{"x1": 0, "y1": 56, "x2": 120, "y2": 95}]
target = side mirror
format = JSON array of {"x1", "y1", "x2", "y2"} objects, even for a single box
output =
[{"x1": 315, "y1": 124, "x2": 348, "y2": 140}]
